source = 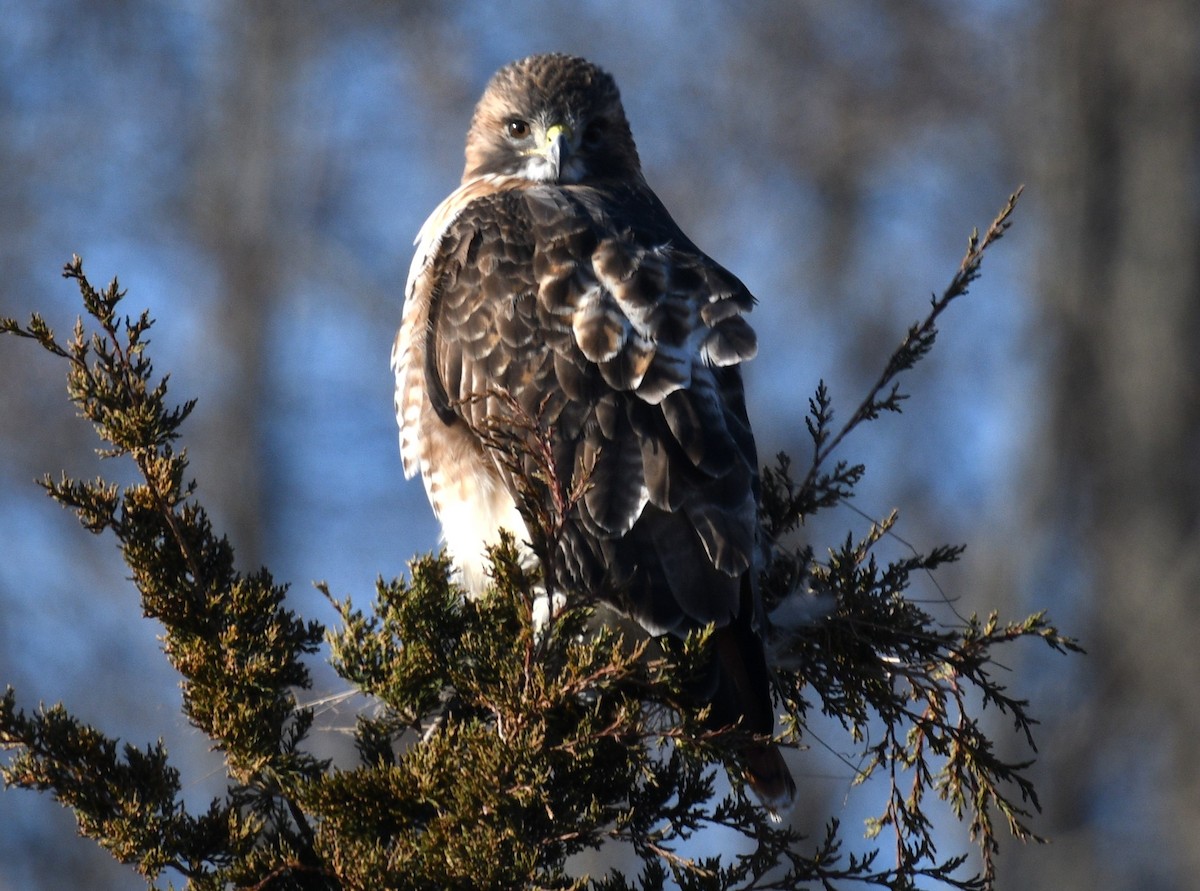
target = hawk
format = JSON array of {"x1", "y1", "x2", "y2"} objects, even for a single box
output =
[{"x1": 392, "y1": 53, "x2": 795, "y2": 813}]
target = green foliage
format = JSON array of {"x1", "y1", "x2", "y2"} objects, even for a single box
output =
[
  {"x1": 0, "y1": 195, "x2": 1081, "y2": 889},
  {"x1": 1, "y1": 259, "x2": 329, "y2": 889}
]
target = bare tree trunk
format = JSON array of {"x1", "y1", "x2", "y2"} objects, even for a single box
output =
[
  {"x1": 1015, "y1": 0, "x2": 1200, "y2": 886},
  {"x1": 190, "y1": 1, "x2": 309, "y2": 568}
]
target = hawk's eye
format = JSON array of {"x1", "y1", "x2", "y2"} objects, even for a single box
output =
[{"x1": 505, "y1": 119, "x2": 530, "y2": 139}]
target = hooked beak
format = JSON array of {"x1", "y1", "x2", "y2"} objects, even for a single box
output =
[{"x1": 539, "y1": 122, "x2": 573, "y2": 181}]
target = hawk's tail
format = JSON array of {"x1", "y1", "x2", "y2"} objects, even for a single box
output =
[
  {"x1": 742, "y1": 740, "x2": 797, "y2": 820},
  {"x1": 710, "y1": 581, "x2": 797, "y2": 819}
]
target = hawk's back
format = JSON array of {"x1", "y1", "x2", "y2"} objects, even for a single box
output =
[{"x1": 391, "y1": 53, "x2": 795, "y2": 814}]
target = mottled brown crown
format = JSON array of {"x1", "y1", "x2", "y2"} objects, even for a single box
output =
[{"x1": 463, "y1": 53, "x2": 642, "y2": 184}]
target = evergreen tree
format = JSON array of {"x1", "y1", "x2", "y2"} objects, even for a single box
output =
[{"x1": 0, "y1": 192, "x2": 1079, "y2": 889}]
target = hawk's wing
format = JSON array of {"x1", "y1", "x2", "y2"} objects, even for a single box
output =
[{"x1": 411, "y1": 181, "x2": 761, "y2": 635}]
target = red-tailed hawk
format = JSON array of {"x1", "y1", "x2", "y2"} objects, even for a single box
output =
[{"x1": 392, "y1": 53, "x2": 795, "y2": 813}]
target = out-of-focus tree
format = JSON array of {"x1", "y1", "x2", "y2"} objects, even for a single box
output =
[
  {"x1": 187, "y1": 1, "x2": 309, "y2": 569},
  {"x1": 1005, "y1": 0, "x2": 1200, "y2": 887}
]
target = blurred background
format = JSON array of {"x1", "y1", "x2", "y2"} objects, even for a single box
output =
[{"x1": 1, "y1": 1, "x2": 1196, "y2": 888}]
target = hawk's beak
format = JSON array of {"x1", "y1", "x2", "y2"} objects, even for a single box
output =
[{"x1": 541, "y1": 123, "x2": 573, "y2": 179}]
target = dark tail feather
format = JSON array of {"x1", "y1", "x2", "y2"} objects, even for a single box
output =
[
  {"x1": 709, "y1": 581, "x2": 796, "y2": 818},
  {"x1": 743, "y1": 741, "x2": 797, "y2": 819}
]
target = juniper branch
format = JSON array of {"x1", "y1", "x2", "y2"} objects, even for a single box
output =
[
  {"x1": 0, "y1": 199, "x2": 1076, "y2": 891},
  {"x1": 779, "y1": 188, "x2": 1024, "y2": 531}
]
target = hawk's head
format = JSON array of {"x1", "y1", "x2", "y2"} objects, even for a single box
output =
[{"x1": 463, "y1": 54, "x2": 643, "y2": 186}]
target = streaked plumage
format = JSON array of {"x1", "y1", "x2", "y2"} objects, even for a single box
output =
[{"x1": 392, "y1": 53, "x2": 794, "y2": 813}]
